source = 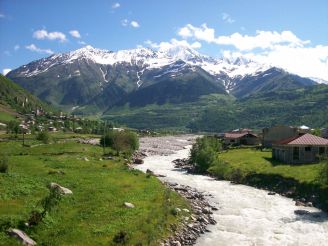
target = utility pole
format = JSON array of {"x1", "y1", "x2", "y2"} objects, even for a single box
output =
[
  {"x1": 103, "y1": 120, "x2": 106, "y2": 156},
  {"x1": 22, "y1": 131, "x2": 25, "y2": 147}
]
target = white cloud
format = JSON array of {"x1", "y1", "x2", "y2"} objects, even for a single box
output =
[
  {"x1": 33, "y1": 29, "x2": 67, "y2": 42},
  {"x1": 121, "y1": 19, "x2": 128, "y2": 26},
  {"x1": 0, "y1": 13, "x2": 5, "y2": 18},
  {"x1": 234, "y1": 45, "x2": 328, "y2": 81},
  {"x1": 178, "y1": 24, "x2": 310, "y2": 51},
  {"x1": 112, "y1": 2, "x2": 120, "y2": 9},
  {"x1": 145, "y1": 38, "x2": 201, "y2": 50},
  {"x1": 222, "y1": 13, "x2": 235, "y2": 24},
  {"x1": 216, "y1": 30, "x2": 310, "y2": 51},
  {"x1": 2, "y1": 68, "x2": 11, "y2": 75},
  {"x1": 69, "y1": 30, "x2": 81, "y2": 39},
  {"x1": 130, "y1": 21, "x2": 140, "y2": 28},
  {"x1": 122, "y1": 19, "x2": 140, "y2": 28},
  {"x1": 177, "y1": 23, "x2": 328, "y2": 80},
  {"x1": 14, "y1": 45, "x2": 20, "y2": 51},
  {"x1": 178, "y1": 24, "x2": 216, "y2": 43},
  {"x1": 25, "y1": 44, "x2": 54, "y2": 55}
]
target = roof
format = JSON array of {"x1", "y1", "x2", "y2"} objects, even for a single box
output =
[
  {"x1": 299, "y1": 125, "x2": 310, "y2": 130},
  {"x1": 224, "y1": 132, "x2": 258, "y2": 139},
  {"x1": 275, "y1": 133, "x2": 328, "y2": 145}
]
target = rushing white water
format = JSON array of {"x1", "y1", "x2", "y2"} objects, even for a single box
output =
[{"x1": 135, "y1": 137, "x2": 328, "y2": 246}]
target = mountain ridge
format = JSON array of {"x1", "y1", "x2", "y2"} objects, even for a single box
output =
[{"x1": 6, "y1": 45, "x2": 319, "y2": 115}]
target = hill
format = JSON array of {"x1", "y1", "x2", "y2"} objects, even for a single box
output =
[{"x1": 0, "y1": 75, "x2": 53, "y2": 123}]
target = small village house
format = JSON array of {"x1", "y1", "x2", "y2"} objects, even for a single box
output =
[
  {"x1": 262, "y1": 125, "x2": 299, "y2": 148},
  {"x1": 224, "y1": 132, "x2": 259, "y2": 146},
  {"x1": 272, "y1": 133, "x2": 328, "y2": 164}
]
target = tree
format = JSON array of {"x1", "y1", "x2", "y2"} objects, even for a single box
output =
[
  {"x1": 100, "y1": 130, "x2": 139, "y2": 156},
  {"x1": 190, "y1": 136, "x2": 222, "y2": 173},
  {"x1": 36, "y1": 131, "x2": 50, "y2": 144},
  {"x1": 7, "y1": 120, "x2": 20, "y2": 136}
]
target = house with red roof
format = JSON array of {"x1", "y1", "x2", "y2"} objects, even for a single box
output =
[
  {"x1": 224, "y1": 132, "x2": 259, "y2": 146},
  {"x1": 272, "y1": 133, "x2": 328, "y2": 164}
]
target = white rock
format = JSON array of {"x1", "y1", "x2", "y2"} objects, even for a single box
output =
[
  {"x1": 49, "y1": 182, "x2": 73, "y2": 195},
  {"x1": 182, "y1": 208, "x2": 190, "y2": 213},
  {"x1": 7, "y1": 228, "x2": 37, "y2": 246},
  {"x1": 124, "y1": 202, "x2": 135, "y2": 208}
]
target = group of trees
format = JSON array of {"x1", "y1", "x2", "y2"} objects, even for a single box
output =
[{"x1": 100, "y1": 130, "x2": 139, "y2": 156}]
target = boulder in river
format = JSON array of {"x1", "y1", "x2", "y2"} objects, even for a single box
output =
[
  {"x1": 7, "y1": 228, "x2": 36, "y2": 246},
  {"x1": 134, "y1": 158, "x2": 144, "y2": 164}
]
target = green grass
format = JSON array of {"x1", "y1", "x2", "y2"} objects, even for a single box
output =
[
  {"x1": 0, "y1": 111, "x2": 16, "y2": 123},
  {"x1": 219, "y1": 148, "x2": 322, "y2": 183},
  {"x1": 0, "y1": 139, "x2": 190, "y2": 245},
  {"x1": 215, "y1": 148, "x2": 328, "y2": 210}
]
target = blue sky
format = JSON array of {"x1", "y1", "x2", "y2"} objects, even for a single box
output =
[{"x1": 0, "y1": 0, "x2": 328, "y2": 79}]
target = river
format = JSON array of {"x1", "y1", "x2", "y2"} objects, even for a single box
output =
[{"x1": 135, "y1": 136, "x2": 328, "y2": 246}]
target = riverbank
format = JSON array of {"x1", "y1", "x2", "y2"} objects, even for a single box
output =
[
  {"x1": 0, "y1": 138, "x2": 191, "y2": 245},
  {"x1": 134, "y1": 135, "x2": 220, "y2": 245},
  {"x1": 136, "y1": 135, "x2": 328, "y2": 246}
]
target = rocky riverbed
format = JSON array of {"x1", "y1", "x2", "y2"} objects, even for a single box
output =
[{"x1": 135, "y1": 135, "x2": 328, "y2": 246}]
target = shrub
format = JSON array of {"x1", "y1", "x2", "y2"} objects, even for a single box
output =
[
  {"x1": 208, "y1": 158, "x2": 230, "y2": 179},
  {"x1": 100, "y1": 130, "x2": 139, "y2": 155},
  {"x1": 36, "y1": 131, "x2": 50, "y2": 144},
  {"x1": 0, "y1": 154, "x2": 9, "y2": 173},
  {"x1": 112, "y1": 231, "x2": 129, "y2": 244},
  {"x1": 189, "y1": 136, "x2": 222, "y2": 173}
]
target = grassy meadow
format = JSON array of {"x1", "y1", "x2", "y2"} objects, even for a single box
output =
[
  {"x1": 0, "y1": 135, "x2": 190, "y2": 245},
  {"x1": 219, "y1": 148, "x2": 323, "y2": 184}
]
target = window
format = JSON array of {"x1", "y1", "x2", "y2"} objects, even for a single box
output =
[
  {"x1": 293, "y1": 147, "x2": 299, "y2": 160},
  {"x1": 319, "y1": 147, "x2": 325, "y2": 155},
  {"x1": 305, "y1": 146, "x2": 311, "y2": 152}
]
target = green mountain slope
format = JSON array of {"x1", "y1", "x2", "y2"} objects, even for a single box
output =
[
  {"x1": 104, "y1": 85, "x2": 328, "y2": 132},
  {"x1": 0, "y1": 74, "x2": 53, "y2": 122}
]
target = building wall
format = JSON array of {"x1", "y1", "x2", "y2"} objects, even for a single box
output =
[
  {"x1": 262, "y1": 126, "x2": 298, "y2": 148},
  {"x1": 272, "y1": 145, "x2": 328, "y2": 164}
]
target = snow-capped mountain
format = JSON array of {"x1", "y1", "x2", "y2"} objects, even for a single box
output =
[{"x1": 7, "y1": 45, "x2": 316, "y2": 112}]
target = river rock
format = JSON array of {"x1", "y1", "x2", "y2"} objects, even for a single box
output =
[
  {"x1": 134, "y1": 158, "x2": 144, "y2": 164},
  {"x1": 49, "y1": 182, "x2": 73, "y2": 195},
  {"x1": 295, "y1": 200, "x2": 306, "y2": 206},
  {"x1": 146, "y1": 169, "x2": 154, "y2": 175},
  {"x1": 7, "y1": 228, "x2": 36, "y2": 246},
  {"x1": 124, "y1": 202, "x2": 135, "y2": 208},
  {"x1": 294, "y1": 209, "x2": 310, "y2": 215}
]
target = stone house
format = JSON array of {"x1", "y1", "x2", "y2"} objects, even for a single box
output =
[
  {"x1": 272, "y1": 133, "x2": 328, "y2": 164},
  {"x1": 262, "y1": 125, "x2": 299, "y2": 148},
  {"x1": 224, "y1": 132, "x2": 259, "y2": 146}
]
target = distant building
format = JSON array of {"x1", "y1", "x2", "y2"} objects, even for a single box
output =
[
  {"x1": 272, "y1": 133, "x2": 328, "y2": 164},
  {"x1": 298, "y1": 125, "x2": 311, "y2": 134},
  {"x1": 224, "y1": 132, "x2": 259, "y2": 146},
  {"x1": 262, "y1": 125, "x2": 299, "y2": 148},
  {"x1": 48, "y1": 126, "x2": 57, "y2": 132},
  {"x1": 321, "y1": 128, "x2": 328, "y2": 139}
]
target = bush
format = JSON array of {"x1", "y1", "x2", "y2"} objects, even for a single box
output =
[
  {"x1": 100, "y1": 130, "x2": 139, "y2": 155},
  {"x1": 208, "y1": 158, "x2": 230, "y2": 179},
  {"x1": 189, "y1": 136, "x2": 222, "y2": 173},
  {"x1": 0, "y1": 154, "x2": 9, "y2": 173},
  {"x1": 36, "y1": 131, "x2": 50, "y2": 144}
]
